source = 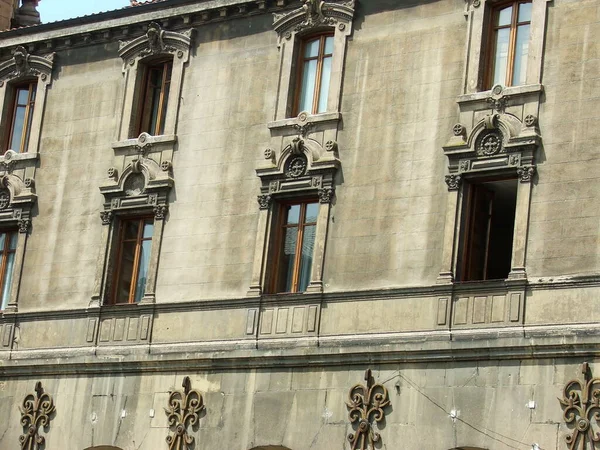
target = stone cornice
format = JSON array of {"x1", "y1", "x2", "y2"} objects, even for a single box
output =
[
  {"x1": 2, "y1": 326, "x2": 600, "y2": 377},
  {"x1": 0, "y1": 0, "x2": 306, "y2": 58}
]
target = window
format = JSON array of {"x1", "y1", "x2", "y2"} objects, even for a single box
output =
[
  {"x1": 486, "y1": 1, "x2": 532, "y2": 88},
  {"x1": 270, "y1": 200, "x2": 319, "y2": 293},
  {"x1": 6, "y1": 81, "x2": 36, "y2": 153},
  {"x1": 294, "y1": 34, "x2": 334, "y2": 116},
  {"x1": 111, "y1": 218, "x2": 154, "y2": 304},
  {"x1": 137, "y1": 60, "x2": 172, "y2": 136},
  {"x1": 459, "y1": 178, "x2": 517, "y2": 281},
  {"x1": 0, "y1": 230, "x2": 17, "y2": 310}
]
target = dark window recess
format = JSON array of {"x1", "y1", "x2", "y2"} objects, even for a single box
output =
[{"x1": 459, "y1": 179, "x2": 517, "y2": 281}]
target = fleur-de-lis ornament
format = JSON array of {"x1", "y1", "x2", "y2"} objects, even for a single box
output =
[
  {"x1": 346, "y1": 369, "x2": 391, "y2": 450},
  {"x1": 165, "y1": 376, "x2": 206, "y2": 450},
  {"x1": 559, "y1": 362, "x2": 600, "y2": 450},
  {"x1": 19, "y1": 382, "x2": 55, "y2": 450}
]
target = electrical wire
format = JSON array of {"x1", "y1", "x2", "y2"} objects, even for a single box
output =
[{"x1": 378, "y1": 370, "x2": 545, "y2": 450}]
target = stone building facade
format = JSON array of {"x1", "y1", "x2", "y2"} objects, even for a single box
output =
[{"x1": 0, "y1": 0, "x2": 598, "y2": 449}]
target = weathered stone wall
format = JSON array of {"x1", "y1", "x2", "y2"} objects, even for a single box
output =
[
  {"x1": 0, "y1": 0, "x2": 16, "y2": 31},
  {"x1": 0, "y1": 358, "x2": 583, "y2": 449}
]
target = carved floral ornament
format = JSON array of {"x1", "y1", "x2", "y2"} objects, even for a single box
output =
[
  {"x1": 118, "y1": 21, "x2": 194, "y2": 65},
  {"x1": 559, "y1": 363, "x2": 600, "y2": 450},
  {"x1": 19, "y1": 382, "x2": 55, "y2": 450},
  {"x1": 0, "y1": 46, "x2": 54, "y2": 85},
  {"x1": 165, "y1": 376, "x2": 206, "y2": 450},
  {"x1": 346, "y1": 369, "x2": 391, "y2": 450},
  {"x1": 273, "y1": 0, "x2": 355, "y2": 38}
]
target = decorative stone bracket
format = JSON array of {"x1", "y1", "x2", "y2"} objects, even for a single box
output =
[
  {"x1": 19, "y1": 382, "x2": 55, "y2": 450},
  {"x1": 165, "y1": 376, "x2": 206, "y2": 450},
  {"x1": 559, "y1": 362, "x2": 600, "y2": 450},
  {"x1": 346, "y1": 369, "x2": 391, "y2": 450}
]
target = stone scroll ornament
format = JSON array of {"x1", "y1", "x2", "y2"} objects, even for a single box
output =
[
  {"x1": 346, "y1": 369, "x2": 391, "y2": 450},
  {"x1": 19, "y1": 382, "x2": 55, "y2": 450},
  {"x1": 165, "y1": 376, "x2": 206, "y2": 450},
  {"x1": 559, "y1": 362, "x2": 600, "y2": 450}
]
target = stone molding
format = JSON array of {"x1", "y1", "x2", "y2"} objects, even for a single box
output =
[
  {"x1": 271, "y1": 0, "x2": 355, "y2": 121},
  {"x1": 117, "y1": 22, "x2": 192, "y2": 140},
  {"x1": 92, "y1": 133, "x2": 175, "y2": 307}
]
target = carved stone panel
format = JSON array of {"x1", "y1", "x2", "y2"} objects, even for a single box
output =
[
  {"x1": 94, "y1": 307, "x2": 154, "y2": 346},
  {"x1": 258, "y1": 304, "x2": 320, "y2": 337}
]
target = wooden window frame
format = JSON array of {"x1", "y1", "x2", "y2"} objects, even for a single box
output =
[
  {"x1": 0, "y1": 230, "x2": 16, "y2": 310},
  {"x1": 5, "y1": 81, "x2": 36, "y2": 153},
  {"x1": 484, "y1": 0, "x2": 532, "y2": 89},
  {"x1": 293, "y1": 33, "x2": 334, "y2": 116},
  {"x1": 136, "y1": 59, "x2": 173, "y2": 136},
  {"x1": 459, "y1": 176, "x2": 517, "y2": 282},
  {"x1": 110, "y1": 216, "x2": 154, "y2": 305},
  {"x1": 269, "y1": 199, "x2": 319, "y2": 294}
]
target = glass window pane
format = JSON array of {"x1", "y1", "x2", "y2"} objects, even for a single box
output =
[
  {"x1": 299, "y1": 59, "x2": 318, "y2": 113},
  {"x1": 512, "y1": 25, "x2": 530, "y2": 86},
  {"x1": 17, "y1": 88, "x2": 29, "y2": 105},
  {"x1": 305, "y1": 203, "x2": 319, "y2": 223},
  {"x1": 143, "y1": 221, "x2": 154, "y2": 239},
  {"x1": 8, "y1": 232, "x2": 17, "y2": 250},
  {"x1": 298, "y1": 224, "x2": 316, "y2": 292},
  {"x1": 149, "y1": 86, "x2": 162, "y2": 135},
  {"x1": 304, "y1": 38, "x2": 320, "y2": 58},
  {"x1": 30, "y1": 85, "x2": 37, "y2": 102},
  {"x1": 159, "y1": 85, "x2": 169, "y2": 135},
  {"x1": 324, "y1": 36, "x2": 334, "y2": 54},
  {"x1": 116, "y1": 241, "x2": 136, "y2": 303},
  {"x1": 317, "y1": 56, "x2": 332, "y2": 113},
  {"x1": 134, "y1": 239, "x2": 152, "y2": 303},
  {"x1": 9, "y1": 105, "x2": 26, "y2": 151},
  {"x1": 0, "y1": 233, "x2": 6, "y2": 251},
  {"x1": 123, "y1": 221, "x2": 140, "y2": 240},
  {"x1": 492, "y1": 28, "x2": 510, "y2": 86},
  {"x1": 281, "y1": 226, "x2": 298, "y2": 292},
  {"x1": 286, "y1": 204, "x2": 301, "y2": 225},
  {"x1": 1, "y1": 251, "x2": 15, "y2": 310},
  {"x1": 23, "y1": 100, "x2": 35, "y2": 152},
  {"x1": 518, "y1": 2, "x2": 532, "y2": 22},
  {"x1": 497, "y1": 6, "x2": 513, "y2": 26}
]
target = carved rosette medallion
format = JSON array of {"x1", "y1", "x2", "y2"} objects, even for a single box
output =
[
  {"x1": 453, "y1": 123, "x2": 466, "y2": 137},
  {"x1": 346, "y1": 369, "x2": 390, "y2": 450},
  {"x1": 477, "y1": 132, "x2": 502, "y2": 156},
  {"x1": 559, "y1": 363, "x2": 600, "y2": 450},
  {"x1": 286, "y1": 156, "x2": 308, "y2": 178},
  {"x1": 19, "y1": 382, "x2": 55, "y2": 450},
  {"x1": 165, "y1": 376, "x2": 206, "y2": 450},
  {"x1": 445, "y1": 174, "x2": 461, "y2": 191}
]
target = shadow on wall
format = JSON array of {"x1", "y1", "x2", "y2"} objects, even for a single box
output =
[
  {"x1": 451, "y1": 448, "x2": 488, "y2": 450},
  {"x1": 250, "y1": 447, "x2": 293, "y2": 450}
]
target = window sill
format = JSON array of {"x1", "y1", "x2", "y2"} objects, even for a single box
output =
[
  {"x1": 0, "y1": 150, "x2": 39, "y2": 164},
  {"x1": 267, "y1": 111, "x2": 341, "y2": 132},
  {"x1": 111, "y1": 133, "x2": 177, "y2": 153},
  {"x1": 457, "y1": 84, "x2": 543, "y2": 108}
]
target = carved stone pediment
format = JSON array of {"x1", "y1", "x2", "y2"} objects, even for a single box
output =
[
  {"x1": 118, "y1": 22, "x2": 194, "y2": 64},
  {"x1": 273, "y1": 0, "x2": 355, "y2": 37},
  {"x1": 0, "y1": 46, "x2": 54, "y2": 84}
]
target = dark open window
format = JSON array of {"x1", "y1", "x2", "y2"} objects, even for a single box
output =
[
  {"x1": 111, "y1": 218, "x2": 154, "y2": 304},
  {"x1": 137, "y1": 60, "x2": 172, "y2": 136},
  {"x1": 0, "y1": 230, "x2": 17, "y2": 310},
  {"x1": 270, "y1": 200, "x2": 319, "y2": 293},
  {"x1": 459, "y1": 178, "x2": 517, "y2": 282},
  {"x1": 293, "y1": 33, "x2": 334, "y2": 116},
  {"x1": 6, "y1": 81, "x2": 36, "y2": 153},
  {"x1": 486, "y1": 1, "x2": 532, "y2": 88}
]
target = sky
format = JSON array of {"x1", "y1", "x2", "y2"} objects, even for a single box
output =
[{"x1": 38, "y1": 0, "x2": 131, "y2": 23}]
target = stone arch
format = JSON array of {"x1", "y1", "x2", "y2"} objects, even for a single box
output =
[
  {"x1": 84, "y1": 447, "x2": 123, "y2": 450},
  {"x1": 249, "y1": 447, "x2": 292, "y2": 450}
]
